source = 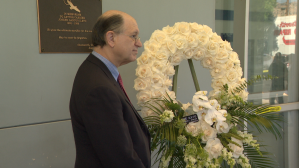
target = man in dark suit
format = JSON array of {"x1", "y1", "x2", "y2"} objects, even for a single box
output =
[{"x1": 69, "y1": 10, "x2": 151, "y2": 168}]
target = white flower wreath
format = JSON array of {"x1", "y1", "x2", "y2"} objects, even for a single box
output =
[{"x1": 134, "y1": 22, "x2": 248, "y2": 116}]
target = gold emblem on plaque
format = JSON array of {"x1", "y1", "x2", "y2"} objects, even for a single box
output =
[{"x1": 64, "y1": 0, "x2": 80, "y2": 13}]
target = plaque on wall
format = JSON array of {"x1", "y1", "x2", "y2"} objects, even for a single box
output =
[{"x1": 37, "y1": 0, "x2": 102, "y2": 53}]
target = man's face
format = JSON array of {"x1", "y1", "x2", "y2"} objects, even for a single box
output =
[{"x1": 113, "y1": 16, "x2": 142, "y2": 66}]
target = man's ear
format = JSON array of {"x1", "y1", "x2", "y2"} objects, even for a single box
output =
[{"x1": 106, "y1": 31, "x2": 115, "y2": 47}]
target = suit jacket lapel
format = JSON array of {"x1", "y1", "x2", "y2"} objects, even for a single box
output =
[{"x1": 86, "y1": 54, "x2": 150, "y2": 136}]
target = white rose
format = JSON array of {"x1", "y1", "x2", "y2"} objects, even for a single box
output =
[
  {"x1": 151, "y1": 88, "x2": 165, "y2": 98},
  {"x1": 162, "y1": 25, "x2": 176, "y2": 35},
  {"x1": 182, "y1": 102, "x2": 192, "y2": 110},
  {"x1": 202, "y1": 25, "x2": 213, "y2": 36},
  {"x1": 136, "y1": 90, "x2": 152, "y2": 104},
  {"x1": 183, "y1": 48, "x2": 194, "y2": 59},
  {"x1": 225, "y1": 60, "x2": 234, "y2": 71},
  {"x1": 150, "y1": 30, "x2": 168, "y2": 44},
  {"x1": 151, "y1": 73, "x2": 165, "y2": 90},
  {"x1": 210, "y1": 33, "x2": 222, "y2": 43},
  {"x1": 134, "y1": 77, "x2": 151, "y2": 91},
  {"x1": 192, "y1": 47, "x2": 206, "y2": 61},
  {"x1": 164, "y1": 90, "x2": 176, "y2": 100},
  {"x1": 208, "y1": 90, "x2": 221, "y2": 98},
  {"x1": 237, "y1": 78, "x2": 247, "y2": 85},
  {"x1": 201, "y1": 56, "x2": 216, "y2": 69},
  {"x1": 140, "y1": 107, "x2": 157, "y2": 118},
  {"x1": 218, "y1": 41, "x2": 225, "y2": 50},
  {"x1": 172, "y1": 34, "x2": 188, "y2": 50},
  {"x1": 228, "y1": 137, "x2": 244, "y2": 158},
  {"x1": 137, "y1": 51, "x2": 153, "y2": 65},
  {"x1": 189, "y1": 22, "x2": 203, "y2": 33},
  {"x1": 215, "y1": 49, "x2": 229, "y2": 63},
  {"x1": 165, "y1": 39, "x2": 177, "y2": 54},
  {"x1": 169, "y1": 51, "x2": 183, "y2": 66},
  {"x1": 238, "y1": 90, "x2": 249, "y2": 101},
  {"x1": 206, "y1": 41, "x2": 219, "y2": 55},
  {"x1": 164, "y1": 64, "x2": 175, "y2": 76},
  {"x1": 211, "y1": 78, "x2": 227, "y2": 90},
  {"x1": 216, "y1": 121, "x2": 229, "y2": 133},
  {"x1": 151, "y1": 60, "x2": 168, "y2": 73},
  {"x1": 197, "y1": 32, "x2": 209, "y2": 47},
  {"x1": 210, "y1": 65, "x2": 225, "y2": 79},
  {"x1": 227, "y1": 83, "x2": 238, "y2": 94},
  {"x1": 185, "y1": 122, "x2": 201, "y2": 137},
  {"x1": 159, "y1": 44, "x2": 172, "y2": 56},
  {"x1": 204, "y1": 138, "x2": 223, "y2": 159},
  {"x1": 226, "y1": 70, "x2": 239, "y2": 83},
  {"x1": 154, "y1": 50, "x2": 169, "y2": 61},
  {"x1": 229, "y1": 51, "x2": 240, "y2": 63},
  {"x1": 201, "y1": 121, "x2": 217, "y2": 142},
  {"x1": 223, "y1": 40, "x2": 233, "y2": 51},
  {"x1": 234, "y1": 65, "x2": 243, "y2": 77},
  {"x1": 144, "y1": 39, "x2": 161, "y2": 54},
  {"x1": 174, "y1": 22, "x2": 191, "y2": 36},
  {"x1": 187, "y1": 33, "x2": 199, "y2": 48},
  {"x1": 163, "y1": 78, "x2": 172, "y2": 88},
  {"x1": 135, "y1": 64, "x2": 152, "y2": 78}
]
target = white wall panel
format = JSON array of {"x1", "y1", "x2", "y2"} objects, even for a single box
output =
[
  {"x1": 0, "y1": 121, "x2": 75, "y2": 168},
  {"x1": 0, "y1": 0, "x2": 87, "y2": 128}
]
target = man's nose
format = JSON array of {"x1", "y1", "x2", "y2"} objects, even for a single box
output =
[{"x1": 135, "y1": 39, "x2": 142, "y2": 47}]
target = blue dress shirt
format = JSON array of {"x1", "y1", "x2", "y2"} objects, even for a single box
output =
[{"x1": 92, "y1": 51, "x2": 119, "y2": 82}]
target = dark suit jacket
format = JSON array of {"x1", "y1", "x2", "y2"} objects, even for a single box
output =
[{"x1": 69, "y1": 54, "x2": 151, "y2": 168}]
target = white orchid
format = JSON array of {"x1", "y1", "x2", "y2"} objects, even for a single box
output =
[
  {"x1": 209, "y1": 99, "x2": 221, "y2": 110},
  {"x1": 192, "y1": 94, "x2": 213, "y2": 112},
  {"x1": 204, "y1": 108, "x2": 226, "y2": 125},
  {"x1": 195, "y1": 90, "x2": 208, "y2": 96},
  {"x1": 219, "y1": 109, "x2": 228, "y2": 118},
  {"x1": 209, "y1": 99, "x2": 218, "y2": 106},
  {"x1": 204, "y1": 108, "x2": 218, "y2": 125},
  {"x1": 196, "y1": 109, "x2": 208, "y2": 121}
]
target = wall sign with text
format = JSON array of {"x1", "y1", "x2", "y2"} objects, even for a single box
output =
[{"x1": 37, "y1": 0, "x2": 102, "y2": 53}]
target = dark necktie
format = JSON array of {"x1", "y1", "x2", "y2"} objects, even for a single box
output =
[{"x1": 117, "y1": 74, "x2": 131, "y2": 103}]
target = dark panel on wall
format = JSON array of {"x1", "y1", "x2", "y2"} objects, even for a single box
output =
[{"x1": 215, "y1": 9, "x2": 234, "y2": 21}]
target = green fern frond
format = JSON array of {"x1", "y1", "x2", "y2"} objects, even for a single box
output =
[
  {"x1": 227, "y1": 103, "x2": 282, "y2": 139},
  {"x1": 244, "y1": 144, "x2": 279, "y2": 168}
]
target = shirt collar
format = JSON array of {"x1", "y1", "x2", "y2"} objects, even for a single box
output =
[{"x1": 92, "y1": 51, "x2": 119, "y2": 81}]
